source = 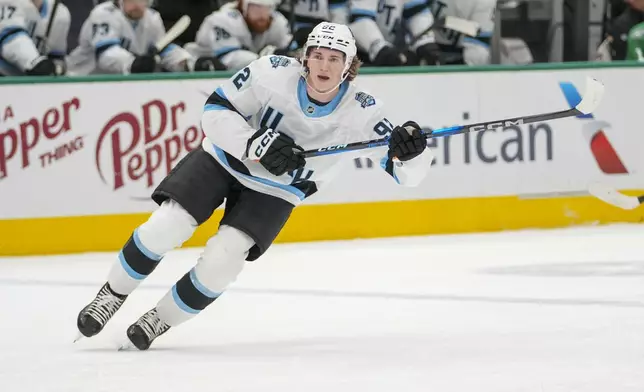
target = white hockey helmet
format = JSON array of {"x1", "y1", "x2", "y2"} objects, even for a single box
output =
[
  {"x1": 302, "y1": 22, "x2": 357, "y2": 79},
  {"x1": 241, "y1": 0, "x2": 277, "y2": 14}
]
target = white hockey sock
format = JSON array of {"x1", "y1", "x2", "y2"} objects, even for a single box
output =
[
  {"x1": 156, "y1": 225, "x2": 254, "y2": 326},
  {"x1": 107, "y1": 200, "x2": 197, "y2": 295}
]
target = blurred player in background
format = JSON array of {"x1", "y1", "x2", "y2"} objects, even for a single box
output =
[
  {"x1": 66, "y1": 0, "x2": 221, "y2": 75},
  {"x1": 596, "y1": 0, "x2": 644, "y2": 61},
  {"x1": 76, "y1": 22, "x2": 435, "y2": 351},
  {"x1": 185, "y1": 0, "x2": 292, "y2": 71},
  {"x1": 0, "y1": 0, "x2": 70, "y2": 76},
  {"x1": 427, "y1": 0, "x2": 532, "y2": 65},
  {"x1": 277, "y1": 0, "x2": 349, "y2": 50},
  {"x1": 625, "y1": 21, "x2": 644, "y2": 60},
  {"x1": 349, "y1": 0, "x2": 442, "y2": 67}
]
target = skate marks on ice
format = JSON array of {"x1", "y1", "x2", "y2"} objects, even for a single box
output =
[
  {"x1": 0, "y1": 276, "x2": 643, "y2": 309},
  {"x1": 482, "y1": 261, "x2": 644, "y2": 277}
]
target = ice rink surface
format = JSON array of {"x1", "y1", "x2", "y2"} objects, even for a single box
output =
[{"x1": 1, "y1": 224, "x2": 643, "y2": 392}]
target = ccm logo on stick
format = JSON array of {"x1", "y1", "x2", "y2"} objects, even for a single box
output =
[
  {"x1": 469, "y1": 120, "x2": 525, "y2": 132},
  {"x1": 317, "y1": 144, "x2": 348, "y2": 152}
]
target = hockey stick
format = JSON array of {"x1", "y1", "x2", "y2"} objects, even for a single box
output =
[
  {"x1": 154, "y1": 15, "x2": 191, "y2": 54},
  {"x1": 300, "y1": 76, "x2": 605, "y2": 158},
  {"x1": 408, "y1": 16, "x2": 480, "y2": 48},
  {"x1": 37, "y1": 0, "x2": 60, "y2": 54},
  {"x1": 587, "y1": 183, "x2": 644, "y2": 210},
  {"x1": 288, "y1": 0, "x2": 297, "y2": 35}
]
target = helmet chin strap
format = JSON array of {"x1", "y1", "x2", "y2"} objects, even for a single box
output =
[{"x1": 303, "y1": 70, "x2": 349, "y2": 96}]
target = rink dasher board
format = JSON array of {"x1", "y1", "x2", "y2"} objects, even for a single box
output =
[{"x1": 1, "y1": 63, "x2": 643, "y2": 255}]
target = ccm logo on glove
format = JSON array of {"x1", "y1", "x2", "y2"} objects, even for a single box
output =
[
  {"x1": 246, "y1": 127, "x2": 306, "y2": 176},
  {"x1": 248, "y1": 128, "x2": 280, "y2": 160}
]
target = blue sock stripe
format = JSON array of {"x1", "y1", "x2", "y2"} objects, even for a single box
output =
[
  {"x1": 189, "y1": 269, "x2": 221, "y2": 299},
  {"x1": 172, "y1": 285, "x2": 200, "y2": 314},
  {"x1": 132, "y1": 228, "x2": 163, "y2": 261},
  {"x1": 119, "y1": 251, "x2": 145, "y2": 280}
]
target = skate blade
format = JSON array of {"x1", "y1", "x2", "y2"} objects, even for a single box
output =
[{"x1": 117, "y1": 340, "x2": 137, "y2": 351}]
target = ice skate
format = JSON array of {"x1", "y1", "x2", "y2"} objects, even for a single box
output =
[
  {"x1": 76, "y1": 282, "x2": 127, "y2": 339},
  {"x1": 125, "y1": 308, "x2": 171, "y2": 350}
]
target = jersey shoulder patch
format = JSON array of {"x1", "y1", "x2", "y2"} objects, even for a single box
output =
[
  {"x1": 354, "y1": 91, "x2": 376, "y2": 108},
  {"x1": 227, "y1": 9, "x2": 242, "y2": 19},
  {"x1": 269, "y1": 55, "x2": 291, "y2": 68}
]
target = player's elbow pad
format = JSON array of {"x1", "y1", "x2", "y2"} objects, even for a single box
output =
[
  {"x1": 97, "y1": 44, "x2": 135, "y2": 74},
  {"x1": 0, "y1": 31, "x2": 41, "y2": 72},
  {"x1": 202, "y1": 108, "x2": 255, "y2": 160},
  {"x1": 158, "y1": 44, "x2": 192, "y2": 72}
]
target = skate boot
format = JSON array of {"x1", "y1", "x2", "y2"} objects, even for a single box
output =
[
  {"x1": 126, "y1": 308, "x2": 171, "y2": 350},
  {"x1": 77, "y1": 282, "x2": 127, "y2": 338}
]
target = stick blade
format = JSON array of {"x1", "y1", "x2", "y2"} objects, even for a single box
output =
[
  {"x1": 155, "y1": 15, "x2": 191, "y2": 52},
  {"x1": 442, "y1": 16, "x2": 480, "y2": 37},
  {"x1": 588, "y1": 182, "x2": 641, "y2": 210},
  {"x1": 575, "y1": 77, "x2": 605, "y2": 115}
]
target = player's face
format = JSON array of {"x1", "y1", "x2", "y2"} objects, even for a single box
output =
[
  {"x1": 306, "y1": 48, "x2": 346, "y2": 91},
  {"x1": 122, "y1": 0, "x2": 148, "y2": 20},
  {"x1": 245, "y1": 4, "x2": 272, "y2": 34}
]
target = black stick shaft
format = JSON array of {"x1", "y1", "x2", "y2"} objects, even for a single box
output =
[
  {"x1": 300, "y1": 108, "x2": 582, "y2": 158},
  {"x1": 39, "y1": 0, "x2": 60, "y2": 54}
]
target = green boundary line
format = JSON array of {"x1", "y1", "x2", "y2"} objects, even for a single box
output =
[{"x1": 1, "y1": 61, "x2": 643, "y2": 85}]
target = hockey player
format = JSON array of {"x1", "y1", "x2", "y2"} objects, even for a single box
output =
[
  {"x1": 596, "y1": 0, "x2": 644, "y2": 61},
  {"x1": 349, "y1": 0, "x2": 442, "y2": 66},
  {"x1": 277, "y1": 0, "x2": 349, "y2": 49},
  {"x1": 427, "y1": 0, "x2": 532, "y2": 65},
  {"x1": 76, "y1": 22, "x2": 435, "y2": 350},
  {"x1": 66, "y1": 0, "x2": 219, "y2": 75},
  {"x1": 185, "y1": 0, "x2": 293, "y2": 71},
  {"x1": 626, "y1": 21, "x2": 644, "y2": 61},
  {"x1": 426, "y1": 0, "x2": 494, "y2": 65},
  {"x1": 0, "y1": 0, "x2": 70, "y2": 76}
]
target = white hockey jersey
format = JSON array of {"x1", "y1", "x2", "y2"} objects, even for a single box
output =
[
  {"x1": 427, "y1": 0, "x2": 494, "y2": 64},
  {"x1": 278, "y1": 0, "x2": 349, "y2": 30},
  {"x1": 349, "y1": 0, "x2": 436, "y2": 61},
  {"x1": 185, "y1": 4, "x2": 292, "y2": 71},
  {"x1": 201, "y1": 55, "x2": 434, "y2": 206},
  {"x1": 427, "y1": 0, "x2": 532, "y2": 65},
  {"x1": 0, "y1": 0, "x2": 70, "y2": 75},
  {"x1": 66, "y1": 1, "x2": 192, "y2": 75}
]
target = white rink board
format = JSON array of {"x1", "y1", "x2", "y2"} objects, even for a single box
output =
[{"x1": 1, "y1": 68, "x2": 643, "y2": 219}]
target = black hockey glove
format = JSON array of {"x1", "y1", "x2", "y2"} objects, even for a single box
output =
[
  {"x1": 416, "y1": 43, "x2": 442, "y2": 66},
  {"x1": 25, "y1": 56, "x2": 56, "y2": 76},
  {"x1": 130, "y1": 54, "x2": 157, "y2": 73},
  {"x1": 387, "y1": 121, "x2": 427, "y2": 161},
  {"x1": 48, "y1": 54, "x2": 67, "y2": 75},
  {"x1": 400, "y1": 49, "x2": 419, "y2": 66},
  {"x1": 246, "y1": 127, "x2": 306, "y2": 176},
  {"x1": 193, "y1": 56, "x2": 227, "y2": 71},
  {"x1": 373, "y1": 46, "x2": 406, "y2": 66}
]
